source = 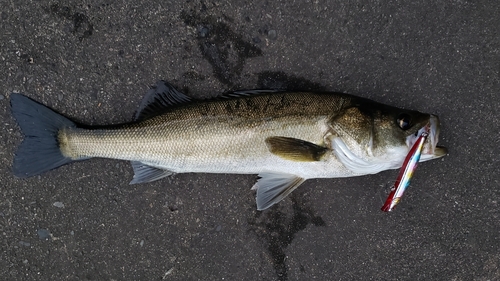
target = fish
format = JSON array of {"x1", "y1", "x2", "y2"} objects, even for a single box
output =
[{"x1": 10, "y1": 81, "x2": 448, "y2": 210}]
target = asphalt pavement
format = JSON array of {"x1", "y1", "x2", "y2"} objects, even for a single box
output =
[{"x1": 1, "y1": 1, "x2": 499, "y2": 280}]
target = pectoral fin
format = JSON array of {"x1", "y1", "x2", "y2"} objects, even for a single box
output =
[
  {"x1": 251, "y1": 172, "x2": 305, "y2": 210},
  {"x1": 265, "y1": 136, "x2": 329, "y2": 162},
  {"x1": 129, "y1": 161, "x2": 174, "y2": 184}
]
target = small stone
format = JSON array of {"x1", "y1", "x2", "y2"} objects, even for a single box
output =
[
  {"x1": 37, "y1": 229, "x2": 51, "y2": 240},
  {"x1": 23, "y1": 259, "x2": 28, "y2": 264},
  {"x1": 215, "y1": 225, "x2": 222, "y2": 232},
  {"x1": 252, "y1": 37, "x2": 261, "y2": 44},
  {"x1": 267, "y1": 30, "x2": 277, "y2": 40},
  {"x1": 19, "y1": 241, "x2": 31, "y2": 247},
  {"x1": 53, "y1": 202, "x2": 65, "y2": 208},
  {"x1": 0, "y1": 94, "x2": 4, "y2": 100},
  {"x1": 140, "y1": 240, "x2": 144, "y2": 247},
  {"x1": 198, "y1": 26, "x2": 210, "y2": 38},
  {"x1": 70, "y1": 230, "x2": 74, "y2": 236},
  {"x1": 58, "y1": 93, "x2": 63, "y2": 101}
]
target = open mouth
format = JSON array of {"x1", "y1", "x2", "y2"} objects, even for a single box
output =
[{"x1": 407, "y1": 115, "x2": 448, "y2": 161}]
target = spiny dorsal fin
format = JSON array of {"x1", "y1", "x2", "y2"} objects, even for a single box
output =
[
  {"x1": 129, "y1": 161, "x2": 174, "y2": 184},
  {"x1": 265, "y1": 136, "x2": 329, "y2": 162},
  {"x1": 134, "y1": 80, "x2": 191, "y2": 121},
  {"x1": 251, "y1": 172, "x2": 305, "y2": 210},
  {"x1": 226, "y1": 89, "x2": 281, "y2": 97}
]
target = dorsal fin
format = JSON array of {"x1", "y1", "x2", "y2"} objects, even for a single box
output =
[
  {"x1": 134, "y1": 80, "x2": 191, "y2": 121},
  {"x1": 223, "y1": 89, "x2": 281, "y2": 98}
]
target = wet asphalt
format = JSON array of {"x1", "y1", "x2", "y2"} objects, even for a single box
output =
[{"x1": 1, "y1": 1, "x2": 499, "y2": 280}]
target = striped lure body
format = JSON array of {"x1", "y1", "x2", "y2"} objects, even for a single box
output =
[{"x1": 381, "y1": 127, "x2": 430, "y2": 212}]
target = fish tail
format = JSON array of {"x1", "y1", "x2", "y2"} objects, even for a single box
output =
[{"x1": 10, "y1": 94, "x2": 78, "y2": 178}]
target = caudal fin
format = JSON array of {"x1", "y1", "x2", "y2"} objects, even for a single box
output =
[{"x1": 10, "y1": 94, "x2": 76, "y2": 178}]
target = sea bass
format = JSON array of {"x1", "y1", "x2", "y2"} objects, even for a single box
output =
[{"x1": 10, "y1": 81, "x2": 447, "y2": 210}]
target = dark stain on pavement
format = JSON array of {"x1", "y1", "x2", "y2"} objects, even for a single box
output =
[
  {"x1": 180, "y1": 11, "x2": 262, "y2": 86},
  {"x1": 249, "y1": 193, "x2": 325, "y2": 281},
  {"x1": 257, "y1": 71, "x2": 327, "y2": 91},
  {"x1": 45, "y1": 4, "x2": 94, "y2": 41}
]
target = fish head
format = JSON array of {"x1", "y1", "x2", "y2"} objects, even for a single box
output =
[
  {"x1": 403, "y1": 113, "x2": 448, "y2": 162},
  {"x1": 329, "y1": 98, "x2": 447, "y2": 171}
]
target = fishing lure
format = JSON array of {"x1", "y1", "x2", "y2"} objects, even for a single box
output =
[{"x1": 381, "y1": 129, "x2": 429, "y2": 212}]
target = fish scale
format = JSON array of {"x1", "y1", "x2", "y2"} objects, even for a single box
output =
[{"x1": 60, "y1": 92, "x2": 338, "y2": 174}]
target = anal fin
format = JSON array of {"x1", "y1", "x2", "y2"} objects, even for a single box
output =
[
  {"x1": 251, "y1": 172, "x2": 305, "y2": 210},
  {"x1": 130, "y1": 161, "x2": 174, "y2": 184}
]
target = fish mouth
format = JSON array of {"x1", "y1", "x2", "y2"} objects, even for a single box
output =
[{"x1": 407, "y1": 114, "x2": 448, "y2": 161}]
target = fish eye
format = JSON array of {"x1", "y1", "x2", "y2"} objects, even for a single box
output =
[{"x1": 397, "y1": 113, "x2": 412, "y2": 130}]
